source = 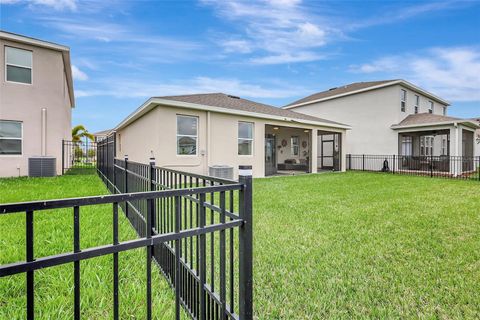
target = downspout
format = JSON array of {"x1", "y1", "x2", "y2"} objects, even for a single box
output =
[
  {"x1": 41, "y1": 108, "x2": 47, "y2": 156},
  {"x1": 206, "y1": 111, "x2": 211, "y2": 174}
]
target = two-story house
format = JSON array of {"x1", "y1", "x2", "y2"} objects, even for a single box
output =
[
  {"x1": 0, "y1": 31, "x2": 74, "y2": 177},
  {"x1": 284, "y1": 80, "x2": 479, "y2": 174}
]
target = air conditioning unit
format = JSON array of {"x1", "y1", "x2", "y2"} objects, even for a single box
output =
[
  {"x1": 209, "y1": 165, "x2": 233, "y2": 180},
  {"x1": 28, "y1": 157, "x2": 56, "y2": 177}
]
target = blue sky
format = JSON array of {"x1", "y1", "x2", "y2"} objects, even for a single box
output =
[{"x1": 1, "y1": 0, "x2": 479, "y2": 132}]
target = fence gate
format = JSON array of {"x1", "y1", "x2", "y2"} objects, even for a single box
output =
[{"x1": 62, "y1": 139, "x2": 98, "y2": 174}]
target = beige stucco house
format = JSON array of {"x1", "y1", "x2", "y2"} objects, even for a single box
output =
[
  {"x1": 0, "y1": 31, "x2": 74, "y2": 177},
  {"x1": 284, "y1": 80, "x2": 479, "y2": 174},
  {"x1": 113, "y1": 93, "x2": 350, "y2": 178}
]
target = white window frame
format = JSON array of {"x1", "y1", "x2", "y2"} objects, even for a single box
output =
[
  {"x1": 414, "y1": 95, "x2": 419, "y2": 114},
  {"x1": 442, "y1": 106, "x2": 446, "y2": 116},
  {"x1": 0, "y1": 120, "x2": 23, "y2": 156},
  {"x1": 290, "y1": 136, "x2": 299, "y2": 156},
  {"x1": 428, "y1": 101, "x2": 434, "y2": 114},
  {"x1": 176, "y1": 115, "x2": 198, "y2": 156},
  {"x1": 400, "y1": 89, "x2": 407, "y2": 112},
  {"x1": 238, "y1": 121, "x2": 254, "y2": 156},
  {"x1": 5, "y1": 46, "x2": 33, "y2": 85}
]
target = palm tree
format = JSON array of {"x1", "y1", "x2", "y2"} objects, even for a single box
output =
[{"x1": 72, "y1": 125, "x2": 94, "y2": 143}]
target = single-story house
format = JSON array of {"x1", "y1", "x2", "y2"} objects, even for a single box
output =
[{"x1": 113, "y1": 93, "x2": 350, "y2": 178}]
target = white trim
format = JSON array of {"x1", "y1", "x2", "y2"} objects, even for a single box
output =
[
  {"x1": 238, "y1": 121, "x2": 254, "y2": 156},
  {"x1": 391, "y1": 120, "x2": 480, "y2": 130},
  {"x1": 176, "y1": 114, "x2": 198, "y2": 156},
  {"x1": 283, "y1": 79, "x2": 450, "y2": 109},
  {"x1": 114, "y1": 98, "x2": 351, "y2": 132},
  {"x1": 0, "y1": 120, "x2": 23, "y2": 156},
  {"x1": 1, "y1": 31, "x2": 69, "y2": 52}
]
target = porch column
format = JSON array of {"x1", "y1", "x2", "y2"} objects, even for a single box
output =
[
  {"x1": 341, "y1": 132, "x2": 347, "y2": 172},
  {"x1": 449, "y1": 125, "x2": 461, "y2": 176},
  {"x1": 311, "y1": 129, "x2": 318, "y2": 173}
]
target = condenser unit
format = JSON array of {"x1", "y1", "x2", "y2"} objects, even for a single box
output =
[{"x1": 28, "y1": 157, "x2": 56, "y2": 177}]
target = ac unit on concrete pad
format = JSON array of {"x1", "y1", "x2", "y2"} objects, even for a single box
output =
[
  {"x1": 28, "y1": 157, "x2": 56, "y2": 177},
  {"x1": 209, "y1": 165, "x2": 233, "y2": 180}
]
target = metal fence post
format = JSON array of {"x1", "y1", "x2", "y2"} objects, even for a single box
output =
[
  {"x1": 149, "y1": 156, "x2": 156, "y2": 233},
  {"x1": 125, "y1": 155, "x2": 129, "y2": 218},
  {"x1": 430, "y1": 154, "x2": 434, "y2": 178},
  {"x1": 362, "y1": 154, "x2": 365, "y2": 171},
  {"x1": 238, "y1": 165, "x2": 253, "y2": 320},
  {"x1": 393, "y1": 155, "x2": 396, "y2": 174},
  {"x1": 348, "y1": 154, "x2": 351, "y2": 171}
]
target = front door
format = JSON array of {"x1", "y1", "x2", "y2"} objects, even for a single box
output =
[{"x1": 265, "y1": 135, "x2": 277, "y2": 176}]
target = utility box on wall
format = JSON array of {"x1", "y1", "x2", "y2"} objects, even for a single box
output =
[{"x1": 28, "y1": 157, "x2": 56, "y2": 177}]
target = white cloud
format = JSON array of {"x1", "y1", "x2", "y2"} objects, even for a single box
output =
[
  {"x1": 350, "y1": 47, "x2": 480, "y2": 101},
  {"x1": 202, "y1": 0, "x2": 333, "y2": 64},
  {"x1": 0, "y1": 0, "x2": 77, "y2": 10},
  {"x1": 71, "y1": 65, "x2": 88, "y2": 81},
  {"x1": 75, "y1": 76, "x2": 311, "y2": 100}
]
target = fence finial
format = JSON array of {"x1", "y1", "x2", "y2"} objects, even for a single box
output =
[
  {"x1": 238, "y1": 165, "x2": 253, "y2": 177},
  {"x1": 124, "y1": 155, "x2": 129, "y2": 161}
]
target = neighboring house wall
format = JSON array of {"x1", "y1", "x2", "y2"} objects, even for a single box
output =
[
  {"x1": 476, "y1": 129, "x2": 480, "y2": 157},
  {"x1": 116, "y1": 104, "x2": 346, "y2": 178},
  {"x1": 0, "y1": 38, "x2": 72, "y2": 177},
  {"x1": 288, "y1": 84, "x2": 448, "y2": 155}
]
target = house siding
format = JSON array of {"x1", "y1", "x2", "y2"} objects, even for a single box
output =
[
  {"x1": 288, "y1": 84, "x2": 449, "y2": 155},
  {"x1": 0, "y1": 38, "x2": 72, "y2": 177},
  {"x1": 116, "y1": 104, "x2": 347, "y2": 178}
]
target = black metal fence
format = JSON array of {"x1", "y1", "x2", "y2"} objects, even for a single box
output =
[
  {"x1": 62, "y1": 139, "x2": 97, "y2": 174},
  {"x1": 0, "y1": 136, "x2": 253, "y2": 319},
  {"x1": 96, "y1": 134, "x2": 253, "y2": 319},
  {"x1": 347, "y1": 154, "x2": 480, "y2": 181}
]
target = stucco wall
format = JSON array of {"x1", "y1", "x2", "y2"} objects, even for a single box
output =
[
  {"x1": 0, "y1": 39, "x2": 72, "y2": 177},
  {"x1": 116, "y1": 104, "x2": 346, "y2": 178},
  {"x1": 289, "y1": 84, "x2": 449, "y2": 155}
]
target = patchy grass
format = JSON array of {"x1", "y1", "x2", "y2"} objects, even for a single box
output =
[
  {"x1": 253, "y1": 172, "x2": 480, "y2": 319},
  {"x1": 0, "y1": 171, "x2": 177, "y2": 319}
]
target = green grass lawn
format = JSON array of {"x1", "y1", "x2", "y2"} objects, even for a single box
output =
[
  {"x1": 254, "y1": 172, "x2": 480, "y2": 319},
  {"x1": 1, "y1": 171, "x2": 479, "y2": 319},
  {"x1": 0, "y1": 171, "x2": 177, "y2": 319}
]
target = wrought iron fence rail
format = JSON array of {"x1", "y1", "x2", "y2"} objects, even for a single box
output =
[{"x1": 347, "y1": 154, "x2": 480, "y2": 181}]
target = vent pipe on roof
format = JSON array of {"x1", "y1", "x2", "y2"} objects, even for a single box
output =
[{"x1": 41, "y1": 108, "x2": 47, "y2": 156}]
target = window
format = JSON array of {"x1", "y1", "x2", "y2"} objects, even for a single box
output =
[
  {"x1": 441, "y1": 136, "x2": 448, "y2": 156},
  {"x1": 238, "y1": 121, "x2": 253, "y2": 155},
  {"x1": 0, "y1": 120, "x2": 22, "y2": 155},
  {"x1": 400, "y1": 89, "x2": 407, "y2": 112},
  {"x1": 428, "y1": 101, "x2": 434, "y2": 114},
  {"x1": 5, "y1": 46, "x2": 32, "y2": 84},
  {"x1": 177, "y1": 115, "x2": 198, "y2": 155},
  {"x1": 442, "y1": 106, "x2": 446, "y2": 116},
  {"x1": 420, "y1": 136, "x2": 434, "y2": 156},
  {"x1": 290, "y1": 136, "x2": 299, "y2": 156},
  {"x1": 414, "y1": 95, "x2": 419, "y2": 114},
  {"x1": 401, "y1": 136, "x2": 412, "y2": 156}
]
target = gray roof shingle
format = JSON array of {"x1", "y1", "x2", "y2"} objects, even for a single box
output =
[
  {"x1": 155, "y1": 93, "x2": 348, "y2": 126},
  {"x1": 395, "y1": 113, "x2": 461, "y2": 126},
  {"x1": 285, "y1": 80, "x2": 397, "y2": 107}
]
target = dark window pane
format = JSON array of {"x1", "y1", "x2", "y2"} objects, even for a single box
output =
[
  {"x1": 6, "y1": 65, "x2": 32, "y2": 84},
  {"x1": 238, "y1": 122, "x2": 253, "y2": 139},
  {"x1": 0, "y1": 139, "x2": 22, "y2": 155},
  {"x1": 177, "y1": 116, "x2": 197, "y2": 136},
  {"x1": 0, "y1": 121, "x2": 22, "y2": 138},
  {"x1": 238, "y1": 139, "x2": 252, "y2": 155},
  {"x1": 177, "y1": 136, "x2": 197, "y2": 155}
]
